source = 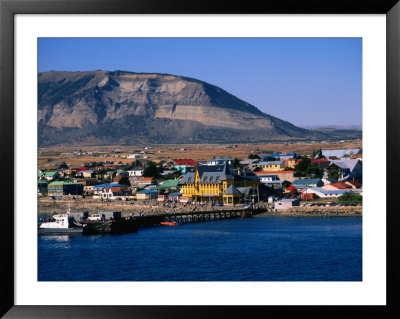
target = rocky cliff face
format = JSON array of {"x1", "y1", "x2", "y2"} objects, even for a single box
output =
[{"x1": 38, "y1": 70, "x2": 322, "y2": 146}]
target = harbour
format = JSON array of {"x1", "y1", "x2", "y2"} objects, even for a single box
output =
[{"x1": 38, "y1": 216, "x2": 362, "y2": 281}]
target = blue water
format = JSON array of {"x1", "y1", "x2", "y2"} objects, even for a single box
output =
[{"x1": 38, "y1": 217, "x2": 362, "y2": 281}]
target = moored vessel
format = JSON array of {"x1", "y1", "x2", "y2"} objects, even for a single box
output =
[{"x1": 38, "y1": 205, "x2": 85, "y2": 235}]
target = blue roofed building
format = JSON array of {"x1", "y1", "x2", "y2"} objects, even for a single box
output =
[{"x1": 292, "y1": 178, "x2": 324, "y2": 189}]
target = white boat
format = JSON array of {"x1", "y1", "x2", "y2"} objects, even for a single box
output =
[{"x1": 38, "y1": 205, "x2": 85, "y2": 235}]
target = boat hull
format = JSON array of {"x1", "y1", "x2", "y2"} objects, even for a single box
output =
[{"x1": 38, "y1": 227, "x2": 84, "y2": 235}]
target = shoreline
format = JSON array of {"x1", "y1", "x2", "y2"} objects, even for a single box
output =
[{"x1": 37, "y1": 198, "x2": 362, "y2": 218}]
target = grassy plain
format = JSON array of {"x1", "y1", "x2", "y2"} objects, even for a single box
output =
[{"x1": 38, "y1": 140, "x2": 362, "y2": 170}]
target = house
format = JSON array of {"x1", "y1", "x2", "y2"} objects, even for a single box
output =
[
  {"x1": 127, "y1": 167, "x2": 145, "y2": 177},
  {"x1": 42, "y1": 171, "x2": 60, "y2": 181},
  {"x1": 345, "y1": 180, "x2": 362, "y2": 189},
  {"x1": 136, "y1": 189, "x2": 158, "y2": 200},
  {"x1": 47, "y1": 181, "x2": 83, "y2": 198},
  {"x1": 327, "y1": 159, "x2": 362, "y2": 181},
  {"x1": 127, "y1": 154, "x2": 141, "y2": 159},
  {"x1": 259, "y1": 161, "x2": 284, "y2": 172},
  {"x1": 256, "y1": 174, "x2": 285, "y2": 189},
  {"x1": 82, "y1": 170, "x2": 94, "y2": 178},
  {"x1": 311, "y1": 158, "x2": 331, "y2": 169},
  {"x1": 168, "y1": 192, "x2": 182, "y2": 202},
  {"x1": 158, "y1": 179, "x2": 180, "y2": 192},
  {"x1": 292, "y1": 178, "x2": 324, "y2": 189},
  {"x1": 274, "y1": 198, "x2": 300, "y2": 210},
  {"x1": 93, "y1": 183, "x2": 124, "y2": 197},
  {"x1": 205, "y1": 158, "x2": 233, "y2": 166},
  {"x1": 138, "y1": 177, "x2": 157, "y2": 187},
  {"x1": 264, "y1": 153, "x2": 298, "y2": 161},
  {"x1": 240, "y1": 159, "x2": 261, "y2": 166},
  {"x1": 254, "y1": 170, "x2": 296, "y2": 183},
  {"x1": 321, "y1": 182, "x2": 350, "y2": 191},
  {"x1": 302, "y1": 187, "x2": 350, "y2": 198},
  {"x1": 179, "y1": 163, "x2": 259, "y2": 203},
  {"x1": 287, "y1": 158, "x2": 301, "y2": 168},
  {"x1": 38, "y1": 180, "x2": 48, "y2": 195},
  {"x1": 173, "y1": 159, "x2": 198, "y2": 174}
]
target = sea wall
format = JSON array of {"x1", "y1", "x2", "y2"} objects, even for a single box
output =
[{"x1": 256, "y1": 206, "x2": 362, "y2": 217}]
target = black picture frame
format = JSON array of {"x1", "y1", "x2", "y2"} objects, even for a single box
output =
[{"x1": 1, "y1": 0, "x2": 399, "y2": 318}]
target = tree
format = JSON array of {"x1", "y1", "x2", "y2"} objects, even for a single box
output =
[
  {"x1": 328, "y1": 169, "x2": 341, "y2": 180},
  {"x1": 143, "y1": 161, "x2": 160, "y2": 178},
  {"x1": 232, "y1": 158, "x2": 242, "y2": 169},
  {"x1": 294, "y1": 156, "x2": 311, "y2": 176},
  {"x1": 305, "y1": 164, "x2": 323, "y2": 178},
  {"x1": 316, "y1": 149, "x2": 324, "y2": 159},
  {"x1": 248, "y1": 153, "x2": 260, "y2": 159},
  {"x1": 118, "y1": 176, "x2": 131, "y2": 186},
  {"x1": 58, "y1": 162, "x2": 69, "y2": 169}
]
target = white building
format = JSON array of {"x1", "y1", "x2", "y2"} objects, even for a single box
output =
[{"x1": 127, "y1": 154, "x2": 141, "y2": 159}]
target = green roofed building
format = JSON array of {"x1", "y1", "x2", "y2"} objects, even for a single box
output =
[
  {"x1": 159, "y1": 179, "x2": 180, "y2": 192},
  {"x1": 42, "y1": 171, "x2": 60, "y2": 181},
  {"x1": 48, "y1": 181, "x2": 83, "y2": 198}
]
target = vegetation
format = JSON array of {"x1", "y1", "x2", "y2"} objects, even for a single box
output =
[
  {"x1": 263, "y1": 156, "x2": 278, "y2": 161},
  {"x1": 231, "y1": 157, "x2": 242, "y2": 169},
  {"x1": 294, "y1": 156, "x2": 323, "y2": 178},
  {"x1": 58, "y1": 162, "x2": 69, "y2": 169},
  {"x1": 118, "y1": 176, "x2": 131, "y2": 186},
  {"x1": 312, "y1": 149, "x2": 325, "y2": 159},
  {"x1": 143, "y1": 161, "x2": 162, "y2": 178},
  {"x1": 248, "y1": 153, "x2": 260, "y2": 159},
  {"x1": 338, "y1": 192, "x2": 362, "y2": 204},
  {"x1": 328, "y1": 169, "x2": 341, "y2": 181}
]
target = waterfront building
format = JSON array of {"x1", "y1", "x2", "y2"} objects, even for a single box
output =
[
  {"x1": 47, "y1": 181, "x2": 83, "y2": 198},
  {"x1": 179, "y1": 164, "x2": 259, "y2": 203},
  {"x1": 136, "y1": 189, "x2": 158, "y2": 200},
  {"x1": 274, "y1": 198, "x2": 300, "y2": 210}
]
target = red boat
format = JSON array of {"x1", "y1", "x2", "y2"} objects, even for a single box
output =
[
  {"x1": 241, "y1": 212, "x2": 252, "y2": 218},
  {"x1": 160, "y1": 221, "x2": 178, "y2": 226}
]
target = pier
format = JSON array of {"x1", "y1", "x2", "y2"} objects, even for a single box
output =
[{"x1": 134, "y1": 207, "x2": 267, "y2": 228}]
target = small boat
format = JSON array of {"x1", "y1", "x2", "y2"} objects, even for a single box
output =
[
  {"x1": 160, "y1": 221, "x2": 178, "y2": 226},
  {"x1": 241, "y1": 212, "x2": 252, "y2": 218},
  {"x1": 38, "y1": 205, "x2": 85, "y2": 235}
]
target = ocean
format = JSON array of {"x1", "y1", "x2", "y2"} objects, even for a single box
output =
[{"x1": 38, "y1": 216, "x2": 362, "y2": 281}]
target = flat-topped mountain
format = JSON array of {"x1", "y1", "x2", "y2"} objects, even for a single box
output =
[{"x1": 38, "y1": 70, "x2": 324, "y2": 146}]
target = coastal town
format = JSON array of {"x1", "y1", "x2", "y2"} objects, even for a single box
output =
[{"x1": 37, "y1": 142, "x2": 362, "y2": 219}]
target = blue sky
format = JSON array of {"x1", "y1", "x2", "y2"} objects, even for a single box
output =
[{"x1": 38, "y1": 38, "x2": 362, "y2": 127}]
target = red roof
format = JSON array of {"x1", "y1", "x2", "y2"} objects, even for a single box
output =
[
  {"x1": 287, "y1": 185, "x2": 297, "y2": 191},
  {"x1": 141, "y1": 177, "x2": 154, "y2": 181},
  {"x1": 78, "y1": 167, "x2": 89, "y2": 171},
  {"x1": 173, "y1": 159, "x2": 198, "y2": 166},
  {"x1": 329, "y1": 182, "x2": 350, "y2": 190},
  {"x1": 346, "y1": 180, "x2": 362, "y2": 188},
  {"x1": 311, "y1": 159, "x2": 329, "y2": 163}
]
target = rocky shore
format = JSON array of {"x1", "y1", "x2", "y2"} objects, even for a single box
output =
[
  {"x1": 37, "y1": 197, "x2": 362, "y2": 218},
  {"x1": 256, "y1": 206, "x2": 362, "y2": 217}
]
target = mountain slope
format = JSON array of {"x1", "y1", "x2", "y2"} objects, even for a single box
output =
[{"x1": 38, "y1": 70, "x2": 323, "y2": 146}]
